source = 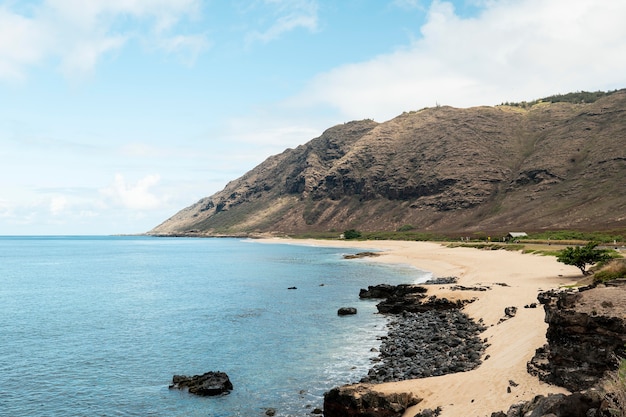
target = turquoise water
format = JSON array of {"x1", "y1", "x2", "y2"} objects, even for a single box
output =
[{"x1": 0, "y1": 236, "x2": 427, "y2": 416}]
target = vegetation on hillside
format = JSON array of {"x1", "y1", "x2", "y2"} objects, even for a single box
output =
[{"x1": 502, "y1": 89, "x2": 620, "y2": 108}]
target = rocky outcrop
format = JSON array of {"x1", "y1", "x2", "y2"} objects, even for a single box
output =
[
  {"x1": 323, "y1": 385, "x2": 420, "y2": 417},
  {"x1": 528, "y1": 285, "x2": 626, "y2": 392},
  {"x1": 359, "y1": 283, "x2": 471, "y2": 314},
  {"x1": 325, "y1": 284, "x2": 486, "y2": 415},
  {"x1": 359, "y1": 284, "x2": 428, "y2": 299},
  {"x1": 169, "y1": 371, "x2": 233, "y2": 396},
  {"x1": 491, "y1": 390, "x2": 607, "y2": 417},
  {"x1": 363, "y1": 309, "x2": 486, "y2": 383}
]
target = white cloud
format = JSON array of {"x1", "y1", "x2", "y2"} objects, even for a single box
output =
[
  {"x1": 50, "y1": 196, "x2": 68, "y2": 216},
  {"x1": 291, "y1": 0, "x2": 626, "y2": 121},
  {"x1": 245, "y1": 0, "x2": 319, "y2": 44},
  {"x1": 0, "y1": 8, "x2": 49, "y2": 80},
  {"x1": 0, "y1": 0, "x2": 208, "y2": 80},
  {"x1": 156, "y1": 33, "x2": 212, "y2": 65},
  {"x1": 100, "y1": 173, "x2": 165, "y2": 210}
]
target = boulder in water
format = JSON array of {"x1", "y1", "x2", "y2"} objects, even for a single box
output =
[{"x1": 169, "y1": 371, "x2": 233, "y2": 396}]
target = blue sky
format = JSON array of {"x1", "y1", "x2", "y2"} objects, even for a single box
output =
[{"x1": 1, "y1": 0, "x2": 625, "y2": 235}]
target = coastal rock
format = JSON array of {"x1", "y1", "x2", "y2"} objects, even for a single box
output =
[
  {"x1": 528, "y1": 286, "x2": 626, "y2": 391},
  {"x1": 363, "y1": 310, "x2": 487, "y2": 383},
  {"x1": 360, "y1": 284, "x2": 473, "y2": 314},
  {"x1": 169, "y1": 371, "x2": 233, "y2": 396},
  {"x1": 423, "y1": 276, "x2": 458, "y2": 285},
  {"x1": 377, "y1": 294, "x2": 472, "y2": 314},
  {"x1": 323, "y1": 385, "x2": 420, "y2": 417},
  {"x1": 338, "y1": 307, "x2": 358, "y2": 315},
  {"x1": 344, "y1": 251, "x2": 381, "y2": 259},
  {"x1": 504, "y1": 306, "x2": 517, "y2": 317},
  {"x1": 491, "y1": 390, "x2": 606, "y2": 417},
  {"x1": 359, "y1": 284, "x2": 427, "y2": 300}
]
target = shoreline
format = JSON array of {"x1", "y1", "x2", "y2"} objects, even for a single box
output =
[{"x1": 258, "y1": 238, "x2": 581, "y2": 416}]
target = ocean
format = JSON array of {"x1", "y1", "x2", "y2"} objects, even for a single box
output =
[{"x1": 0, "y1": 236, "x2": 428, "y2": 417}]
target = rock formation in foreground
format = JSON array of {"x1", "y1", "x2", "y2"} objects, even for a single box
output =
[
  {"x1": 528, "y1": 283, "x2": 626, "y2": 392},
  {"x1": 493, "y1": 282, "x2": 626, "y2": 417},
  {"x1": 150, "y1": 90, "x2": 626, "y2": 236},
  {"x1": 324, "y1": 284, "x2": 486, "y2": 416}
]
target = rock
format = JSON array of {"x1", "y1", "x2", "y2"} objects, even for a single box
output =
[
  {"x1": 338, "y1": 307, "x2": 358, "y2": 315},
  {"x1": 504, "y1": 306, "x2": 517, "y2": 317},
  {"x1": 493, "y1": 390, "x2": 605, "y2": 417},
  {"x1": 528, "y1": 287, "x2": 626, "y2": 391},
  {"x1": 423, "y1": 277, "x2": 458, "y2": 285},
  {"x1": 377, "y1": 293, "x2": 472, "y2": 314},
  {"x1": 414, "y1": 407, "x2": 442, "y2": 417},
  {"x1": 359, "y1": 284, "x2": 427, "y2": 299},
  {"x1": 362, "y1": 309, "x2": 487, "y2": 383},
  {"x1": 311, "y1": 407, "x2": 323, "y2": 414},
  {"x1": 287, "y1": 286, "x2": 297, "y2": 290},
  {"x1": 323, "y1": 385, "x2": 420, "y2": 417},
  {"x1": 343, "y1": 251, "x2": 381, "y2": 259},
  {"x1": 264, "y1": 408, "x2": 276, "y2": 416},
  {"x1": 169, "y1": 371, "x2": 233, "y2": 396},
  {"x1": 451, "y1": 285, "x2": 490, "y2": 291}
]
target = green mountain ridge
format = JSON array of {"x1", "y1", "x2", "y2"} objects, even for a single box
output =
[{"x1": 150, "y1": 90, "x2": 626, "y2": 237}]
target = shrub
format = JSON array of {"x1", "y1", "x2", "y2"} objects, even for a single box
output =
[
  {"x1": 605, "y1": 358, "x2": 626, "y2": 417},
  {"x1": 594, "y1": 259, "x2": 626, "y2": 284},
  {"x1": 343, "y1": 229, "x2": 362, "y2": 240},
  {"x1": 397, "y1": 224, "x2": 415, "y2": 232},
  {"x1": 556, "y1": 242, "x2": 612, "y2": 275}
]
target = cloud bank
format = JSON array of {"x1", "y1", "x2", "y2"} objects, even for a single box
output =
[
  {"x1": 0, "y1": 0, "x2": 208, "y2": 80},
  {"x1": 293, "y1": 0, "x2": 626, "y2": 121}
]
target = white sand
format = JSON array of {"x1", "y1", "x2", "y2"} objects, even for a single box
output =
[{"x1": 259, "y1": 238, "x2": 581, "y2": 416}]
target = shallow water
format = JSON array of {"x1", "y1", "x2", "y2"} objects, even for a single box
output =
[{"x1": 0, "y1": 236, "x2": 428, "y2": 416}]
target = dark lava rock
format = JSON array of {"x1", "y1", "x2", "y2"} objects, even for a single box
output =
[
  {"x1": 377, "y1": 294, "x2": 471, "y2": 314},
  {"x1": 423, "y1": 276, "x2": 458, "y2": 285},
  {"x1": 528, "y1": 287, "x2": 626, "y2": 391},
  {"x1": 169, "y1": 371, "x2": 233, "y2": 396},
  {"x1": 338, "y1": 307, "x2": 358, "y2": 315},
  {"x1": 362, "y1": 310, "x2": 487, "y2": 383},
  {"x1": 359, "y1": 284, "x2": 427, "y2": 299},
  {"x1": 491, "y1": 390, "x2": 606, "y2": 417},
  {"x1": 324, "y1": 385, "x2": 419, "y2": 417},
  {"x1": 504, "y1": 306, "x2": 518, "y2": 317},
  {"x1": 343, "y1": 251, "x2": 381, "y2": 259}
]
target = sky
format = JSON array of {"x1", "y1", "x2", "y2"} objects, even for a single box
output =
[{"x1": 1, "y1": 0, "x2": 625, "y2": 235}]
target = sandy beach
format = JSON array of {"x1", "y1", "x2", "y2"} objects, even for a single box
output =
[{"x1": 259, "y1": 238, "x2": 581, "y2": 417}]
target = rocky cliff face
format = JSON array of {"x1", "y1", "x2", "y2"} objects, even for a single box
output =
[
  {"x1": 150, "y1": 91, "x2": 626, "y2": 235},
  {"x1": 528, "y1": 284, "x2": 626, "y2": 392}
]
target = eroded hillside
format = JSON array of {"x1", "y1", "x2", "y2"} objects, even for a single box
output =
[{"x1": 150, "y1": 90, "x2": 626, "y2": 236}]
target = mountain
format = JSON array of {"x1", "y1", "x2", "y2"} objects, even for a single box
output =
[{"x1": 149, "y1": 90, "x2": 626, "y2": 237}]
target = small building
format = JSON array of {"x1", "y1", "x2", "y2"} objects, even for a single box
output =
[{"x1": 507, "y1": 232, "x2": 528, "y2": 241}]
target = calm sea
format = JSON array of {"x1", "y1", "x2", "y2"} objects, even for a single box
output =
[{"x1": 0, "y1": 236, "x2": 428, "y2": 417}]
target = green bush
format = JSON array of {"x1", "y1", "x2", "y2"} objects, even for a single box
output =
[
  {"x1": 343, "y1": 229, "x2": 362, "y2": 239},
  {"x1": 397, "y1": 224, "x2": 415, "y2": 232},
  {"x1": 556, "y1": 242, "x2": 612, "y2": 275}
]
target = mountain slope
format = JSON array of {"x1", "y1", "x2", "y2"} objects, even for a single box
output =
[{"x1": 150, "y1": 91, "x2": 626, "y2": 236}]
